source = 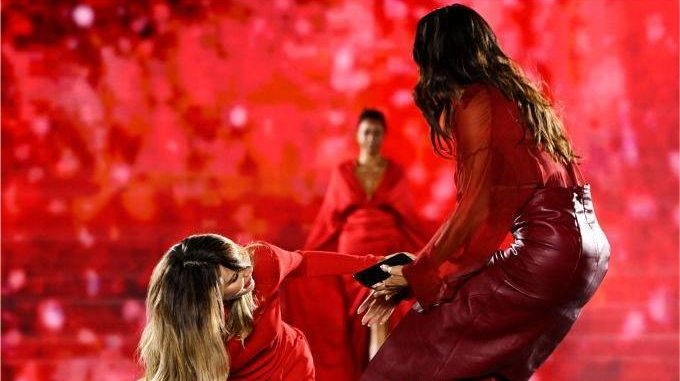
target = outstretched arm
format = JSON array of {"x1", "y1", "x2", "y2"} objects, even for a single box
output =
[
  {"x1": 289, "y1": 250, "x2": 379, "y2": 278},
  {"x1": 251, "y1": 243, "x2": 379, "y2": 301}
]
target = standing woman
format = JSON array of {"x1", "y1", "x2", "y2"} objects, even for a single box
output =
[
  {"x1": 358, "y1": 4, "x2": 610, "y2": 381},
  {"x1": 283, "y1": 109, "x2": 426, "y2": 381},
  {"x1": 137, "y1": 233, "x2": 379, "y2": 381}
]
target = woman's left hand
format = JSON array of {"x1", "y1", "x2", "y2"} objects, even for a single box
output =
[
  {"x1": 357, "y1": 290, "x2": 397, "y2": 326},
  {"x1": 373, "y1": 264, "x2": 409, "y2": 300}
]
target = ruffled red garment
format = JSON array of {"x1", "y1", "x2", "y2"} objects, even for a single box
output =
[{"x1": 282, "y1": 159, "x2": 427, "y2": 381}]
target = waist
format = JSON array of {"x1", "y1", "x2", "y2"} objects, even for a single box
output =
[
  {"x1": 344, "y1": 207, "x2": 399, "y2": 227},
  {"x1": 513, "y1": 185, "x2": 593, "y2": 226}
]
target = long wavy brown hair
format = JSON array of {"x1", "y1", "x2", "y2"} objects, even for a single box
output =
[
  {"x1": 413, "y1": 4, "x2": 577, "y2": 163},
  {"x1": 138, "y1": 234, "x2": 257, "y2": 381}
]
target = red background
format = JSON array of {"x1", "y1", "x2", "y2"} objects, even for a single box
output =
[{"x1": 2, "y1": 1, "x2": 678, "y2": 380}]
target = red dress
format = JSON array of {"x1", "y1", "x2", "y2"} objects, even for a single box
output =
[
  {"x1": 282, "y1": 160, "x2": 425, "y2": 381},
  {"x1": 360, "y1": 84, "x2": 610, "y2": 381},
  {"x1": 226, "y1": 243, "x2": 378, "y2": 381}
]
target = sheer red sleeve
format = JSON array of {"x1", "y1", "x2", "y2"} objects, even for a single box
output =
[{"x1": 402, "y1": 86, "x2": 534, "y2": 311}]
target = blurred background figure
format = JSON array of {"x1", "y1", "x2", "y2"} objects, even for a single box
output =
[{"x1": 282, "y1": 109, "x2": 427, "y2": 381}]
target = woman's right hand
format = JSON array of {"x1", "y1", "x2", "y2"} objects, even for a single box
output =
[{"x1": 357, "y1": 290, "x2": 397, "y2": 327}]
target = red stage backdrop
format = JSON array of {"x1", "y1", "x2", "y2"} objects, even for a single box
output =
[{"x1": 2, "y1": 1, "x2": 678, "y2": 380}]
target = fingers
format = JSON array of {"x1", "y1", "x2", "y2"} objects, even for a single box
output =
[
  {"x1": 374, "y1": 277, "x2": 407, "y2": 292},
  {"x1": 374, "y1": 287, "x2": 399, "y2": 299},
  {"x1": 357, "y1": 291, "x2": 376, "y2": 314},
  {"x1": 358, "y1": 290, "x2": 380, "y2": 314},
  {"x1": 384, "y1": 276, "x2": 406, "y2": 287},
  {"x1": 357, "y1": 300, "x2": 368, "y2": 315},
  {"x1": 374, "y1": 279, "x2": 406, "y2": 301},
  {"x1": 373, "y1": 282, "x2": 392, "y2": 293},
  {"x1": 363, "y1": 305, "x2": 396, "y2": 327},
  {"x1": 363, "y1": 305, "x2": 387, "y2": 326},
  {"x1": 380, "y1": 264, "x2": 404, "y2": 276},
  {"x1": 361, "y1": 303, "x2": 380, "y2": 326},
  {"x1": 360, "y1": 308, "x2": 373, "y2": 326},
  {"x1": 359, "y1": 295, "x2": 398, "y2": 326},
  {"x1": 358, "y1": 287, "x2": 402, "y2": 326},
  {"x1": 360, "y1": 297, "x2": 384, "y2": 326},
  {"x1": 379, "y1": 307, "x2": 395, "y2": 325}
]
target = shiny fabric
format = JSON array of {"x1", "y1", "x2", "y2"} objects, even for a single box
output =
[
  {"x1": 361, "y1": 185, "x2": 610, "y2": 381},
  {"x1": 361, "y1": 83, "x2": 610, "y2": 381},
  {"x1": 282, "y1": 159, "x2": 426, "y2": 381},
  {"x1": 226, "y1": 243, "x2": 378, "y2": 381}
]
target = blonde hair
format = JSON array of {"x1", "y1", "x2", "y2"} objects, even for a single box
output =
[{"x1": 138, "y1": 234, "x2": 257, "y2": 381}]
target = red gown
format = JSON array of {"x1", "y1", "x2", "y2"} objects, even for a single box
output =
[
  {"x1": 282, "y1": 160, "x2": 426, "y2": 381},
  {"x1": 360, "y1": 84, "x2": 610, "y2": 381},
  {"x1": 226, "y1": 243, "x2": 378, "y2": 381}
]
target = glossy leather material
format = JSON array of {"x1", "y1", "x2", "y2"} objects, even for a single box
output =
[{"x1": 360, "y1": 186, "x2": 610, "y2": 381}]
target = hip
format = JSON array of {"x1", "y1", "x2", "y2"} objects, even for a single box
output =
[{"x1": 490, "y1": 185, "x2": 610, "y2": 304}]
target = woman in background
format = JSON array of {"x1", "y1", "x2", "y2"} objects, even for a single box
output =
[
  {"x1": 283, "y1": 109, "x2": 426, "y2": 381},
  {"x1": 137, "y1": 233, "x2": 379, "y2": 381},
  {"x1": 358, "y1": 4, "x2": 610, "y2": 381}
]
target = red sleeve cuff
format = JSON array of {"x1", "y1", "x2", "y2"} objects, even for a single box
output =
[{"x1": 402, "y1": 256, "x2": 445, "y2": 311}]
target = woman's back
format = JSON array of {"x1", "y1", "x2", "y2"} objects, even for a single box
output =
[{"x1": 454, "y1": 83, "x2": 582, "y2": 194}]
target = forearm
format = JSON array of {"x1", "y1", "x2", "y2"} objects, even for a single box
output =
[
  {"x1": 403, "y1": 225, "x2": 504, "y2": 310},
  {"x1": 403, "y1": 187, "x2": 533, "y2": 311},
  {"x1": 292, "y1": 251, "x2": 379, "y2": 277}
]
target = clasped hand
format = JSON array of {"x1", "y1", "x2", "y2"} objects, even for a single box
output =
[{"x1": 356, "y1": 252, "x2": 415, "y2": 327}]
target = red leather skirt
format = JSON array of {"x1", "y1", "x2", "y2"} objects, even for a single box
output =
[{"x1": 360, "y1": 185, "x2": 610, "y2": 381}]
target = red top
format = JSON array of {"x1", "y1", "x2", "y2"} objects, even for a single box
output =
[
  {"x1": 279, "y1": 159, "x2": 426, "y2": 381},
  {"x1": 226, "y1": 243, "x2": 378, "y2": 380},
  {"x1": 402, "y1": 84, "x2": 584, "y2": 311}
]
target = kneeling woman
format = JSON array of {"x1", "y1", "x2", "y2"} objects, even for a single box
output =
[{"x1": 137, "y1": 233, "x2": 378, "y2": 381}]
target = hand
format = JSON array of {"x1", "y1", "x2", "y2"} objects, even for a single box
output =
[
  {"x1": 357, "y1": 290, "x2": 397, "y2": 327},
  {"x1": 373, "y1": 260, "x2": 410, "y2": 301}
]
